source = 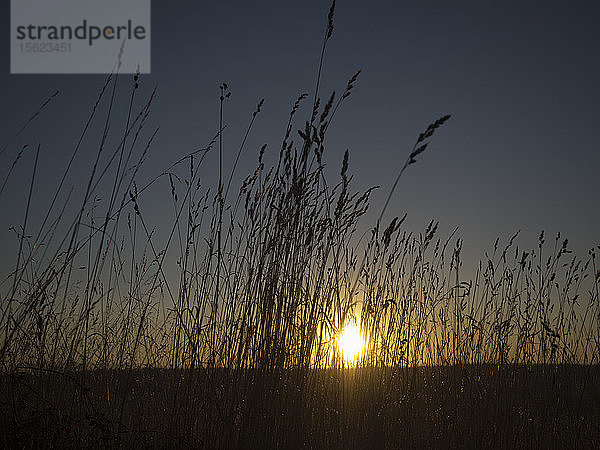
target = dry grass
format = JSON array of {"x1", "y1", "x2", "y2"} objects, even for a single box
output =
[{"x1": 1, "y1": 2, "x2": 599, "y2": 448}]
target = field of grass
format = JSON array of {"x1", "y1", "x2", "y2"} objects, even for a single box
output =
[
  {"x1": 2, "y1": 366, "x2": 599, "y2": 448},
  {"x1": 1, "y1": 2, "x2": 599, "y2": 448}
]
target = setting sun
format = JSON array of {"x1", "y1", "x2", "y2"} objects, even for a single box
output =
[{"x1": 337, "y1": 324, "x2": 366, "y2": 362}]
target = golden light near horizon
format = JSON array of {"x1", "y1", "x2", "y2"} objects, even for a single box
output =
[{"x1": 337, "y1": 323, "x2": 367, "y2": 363}]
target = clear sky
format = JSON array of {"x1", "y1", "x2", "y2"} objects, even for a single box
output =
[{"x1": 1, "y1": 0, "x2": 599, "y2": 276}]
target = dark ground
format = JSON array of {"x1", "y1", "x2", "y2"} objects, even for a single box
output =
[{"x1": 1, "y1": 365, "x2": 599, "y2": 448}]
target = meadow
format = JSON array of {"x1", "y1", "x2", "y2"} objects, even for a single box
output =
[{"x1": 1, "y1": 3, "x2": 599, "y2": 448}]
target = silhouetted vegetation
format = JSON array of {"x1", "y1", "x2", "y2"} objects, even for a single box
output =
[{"x1": 1, "y1": 2, "x2": 598, "y2": 448}]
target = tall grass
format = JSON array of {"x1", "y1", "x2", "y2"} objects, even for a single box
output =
[{"x1": 1, "y1": 2, "x2": 599, "y2": 447}]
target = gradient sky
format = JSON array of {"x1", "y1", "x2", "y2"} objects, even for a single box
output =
[{"x1": 1, "y1": 0, "x2": 599, "y2": 276}]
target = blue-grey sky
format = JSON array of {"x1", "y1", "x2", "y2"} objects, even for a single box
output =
[{"x1": 1, "y1": 0, "x2": 599, "y2": 275}]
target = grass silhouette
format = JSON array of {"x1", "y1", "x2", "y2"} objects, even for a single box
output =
[{"x1": 1, "y1": 2, "x2": 599, "y2": 448}]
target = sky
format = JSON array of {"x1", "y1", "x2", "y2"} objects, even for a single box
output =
[{"x1": 1, "y1": 0, "x2": 599, "y2": 277}]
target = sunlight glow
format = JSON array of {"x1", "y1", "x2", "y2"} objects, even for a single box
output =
[{"x1": 338, "y1": 323, "x2": 366, "y2": 363}]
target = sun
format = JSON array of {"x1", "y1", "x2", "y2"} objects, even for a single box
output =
[{"x1": 337, "y1": 323, "x2": 366, "y2": 363}]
